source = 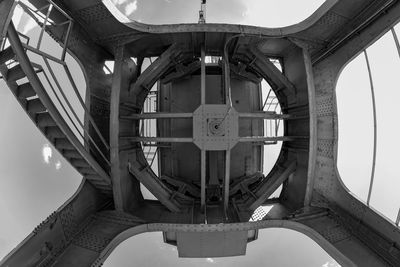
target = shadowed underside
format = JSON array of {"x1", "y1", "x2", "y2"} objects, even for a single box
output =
[{"x1": 0, "y1": 0, "x2": 400, "y2": 266}]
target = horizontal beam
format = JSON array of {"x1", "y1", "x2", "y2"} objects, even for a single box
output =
[
  {"x1": 121, "y1": 137, "x2": 194, "y2": 143},
  {"x1": 124, "y1": 136, "x2": 306, "y2": 143},
  {"x1": 121, "y1": 112, "x2": 193, "y2": 120},
  {"x1": 123, "y1": 112, "x2": 306, "y2": 120},
  {"x1": 238, "y1": 136, "x2": 304, "y2": 142},
  {"x1": 239, "y1": 112, "x2": 291, "y2": 120}
]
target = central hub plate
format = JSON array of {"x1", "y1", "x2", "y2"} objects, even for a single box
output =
[{"x1": 193, "y1": 105, "x2": 238, "y2": 151}]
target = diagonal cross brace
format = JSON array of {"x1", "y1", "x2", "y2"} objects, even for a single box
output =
[
  {"x1": 130, "y1": 43, "x2": 181, "y2": 94},
  {"x1": 128, "y1": 163, "x2": 181, "y2": 213},
  {"x1": 247, "y1": 161, "x2": 297, "y2": 211},
  {"x1": 247, "y1": 46, "x2": 296, "y2": 96}
]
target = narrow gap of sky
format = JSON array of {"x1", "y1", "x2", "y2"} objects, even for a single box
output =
[{"x1": 111, "y1": 0, "x2": 325, "y2": 27}]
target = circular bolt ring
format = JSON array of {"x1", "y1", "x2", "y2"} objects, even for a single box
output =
[{"x1": 209, "y1": 119, "x2": 225, "y2": 136}]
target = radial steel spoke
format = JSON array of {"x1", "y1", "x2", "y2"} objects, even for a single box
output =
[
  {"x1": 201, "y1": 149, "x2": 206, "y2": 212},
  {"x1": 238, "y1": 136, "x2": 304, "y2": 142},
  {"x1": 238, "y1": 112, "x2": 292, "y2": 120},
  {"x1": 121, "y1": 112, "x2": 193, "y2": 120},
  {"x1": 201, "y1": 44, "x2": 206, "y2": 105},
  {"x1": 223, "y1": 149, "x2": 231, "y2": 218},
  {"x1": 121, "y1": 137, "x2": 194, "y2": 143}
]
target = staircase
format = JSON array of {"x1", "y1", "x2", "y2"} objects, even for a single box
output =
[{"x1": 0, "y1": 23, "x2": 112, "y2": 196}]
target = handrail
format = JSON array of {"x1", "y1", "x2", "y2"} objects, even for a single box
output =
[
  {"x1": 6, "y1": 22, "x2": 110, "y2": 183},
  {"x1": 63, "y1": 65, "x2": 111, "y2": 151},
  {"x1": 393, "y1": 28, "x2": 400, "y2": 59},
  {"x1": 42, "y1": 57, "x2": 111, "y2": 166},
  {"x1": 18, "y1": 40, "x2": 111, "y2": 166},
  {"x1": 17, "y1": 0, "x2": 110, "y2": 153}
]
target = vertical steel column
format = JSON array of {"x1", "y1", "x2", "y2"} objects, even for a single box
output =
[
  {"x1": 223, "y1": 149, "x2": 231, "y2": 218},
  {"x1": 61, "y1": 21, "x2": 73, "y2": 61},
  {"x1": 364, "y1": 50, "x2": 378, "y2": 206},
  {"x1": 223, "y1": 58, "x2": 231, "y2": 106},
  {"x1": 201, "y1": 44, "x2": 206, "y2": 105},
  {"x1": 201, "y1": 149, "x2": 206, "y2": 211},
  {"x1": 200, "y1": 44, "x2": 206, "y2": 212},
  {"x1": 37, "y1": 4, "x2": 53, "y2": 49}
]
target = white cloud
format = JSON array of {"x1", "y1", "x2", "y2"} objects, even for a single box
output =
[
  {"x1": 322, "y1": 260, "x2": 341, "y2": 267},
  {"x1": 112, "y1": 0, "x2": 129, "y2": 5},
  {"x1": 206, "y1": 258, "x2": 215, "y2": 264},
  {"x1": 125, "y1": 0, "x2": 138, "y2": 16},
  {"x1": 55, "y1": 160, "x2": 62, "y2": 170},
  {"x1": 42, "y1": 144, "x2": 52, "y2": 164}
]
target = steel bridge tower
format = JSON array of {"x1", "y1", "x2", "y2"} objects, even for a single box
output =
[{"x1": 0, "y1": 0, "x2": 400, "y2": 266}]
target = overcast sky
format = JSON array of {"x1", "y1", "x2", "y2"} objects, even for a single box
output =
[{"x1": 1, "y1": 0, "x2": 399, "y2": 266}]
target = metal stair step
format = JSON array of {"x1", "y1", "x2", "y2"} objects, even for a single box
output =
[
  {"x1": 36, "y1": 112, "x2": 56, "y2": 127},
  {"x1": 54, "y1": 138, "x2": 74, "y2": 150},
  {"x1": 63, "y1": 150, "x2": 82, "y2": 159},
  {"x1": 17, "y1": 83, "x2": 36, "y2": 99},
  {"x1": 0, "y1": 46, "x2": 15, "y2": 65},
  {"x1": 6, "y1": 64, "x2": 26, "y2": 81},
  {"x1": 84, "y1": 174, "x2": 103, "y2": 181},
  {"x1": 90, "y1": 180, "x2": 111, "y2": 187},
  {"x1": 45, "y1": 126, "x2": 65, "y2": 139},
  {"x1": 70, "y1": 158, "x2": 89, "y2": 168},
  {"x1": 26, "y1": 98, "x2": 46, "y2": 114},
  {"x1": 98, "y1": 188, "x2": 113, "y2": 195},
  {"x1": 77, "y1": 167, "x2": 96, "y2": 175},
  {"x1": 91, "y1": 183, "x2": 112, "y2": 191}
]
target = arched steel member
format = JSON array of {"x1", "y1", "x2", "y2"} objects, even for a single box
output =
[
  {"x1": 93, "y1": 220, "x2": 356, "y2": 267},
  {"x1": 363, "y1": 50, "x2": 377, "y2": 206},
  {"x1": 1, "y1": 0, "x2": 400, "y2": 266}
]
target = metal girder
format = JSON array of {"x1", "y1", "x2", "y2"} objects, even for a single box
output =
[
  {"x1": 293, "y1": 203, "x2": 400, "y2": 267},
  {"x1": 223, "y1": 150, "x2": 231, "y2": 217},
  {"x1": 238, "y1": 112, "x2": 291, "y2": 120},
  {"x1": 121, "y1": 137, "x2": 194, "y2": 143},
  {"x1": 247, "y1": 161, "x2": 296, "y2": 211},
  {"x1": 308, "y1": 2, "x2": 400, "y2": 266},
  {"x1": 128, "y1": 163, "x2": 181, "y2": 212},
  {"x1": 130, "y1": 44, "x2": 181, "y2": 95},
  {"x1": 3, "y1": 0, "x2": 400, "y2": 265},
  {"x1": 162, "y1": 60, "x2": 201, "y2": 84},
  {"x1": 201, "y1": 149, "x2": 206, "y2": 211},
  {"x1": 312, "y1": 0, "x2": 397, "y2": 64},
  {"x1": 247, "y1": 46, "x2": 296, "y2": 96},
  {"x1": 161, "y1": 175, "x2": 200, "y2": 198},
  {"x1": 110, "y1": 45, "x2": 142, "y2": 211},
  {"x1": 229, "y1": 62, "x2": 261, "y2": 84},
  {"x1": 238, "y1": 136, "x2": 298, "y2": 143},
  {"x1": 122, "y1": 112, "x2": 193, "y2": 120},
  {"x1": 0, "y1": 181, "x2": 127, "y2": 267},
  {"x1": 229, "y1": 172, "x2": 263, "y2": 197}
]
